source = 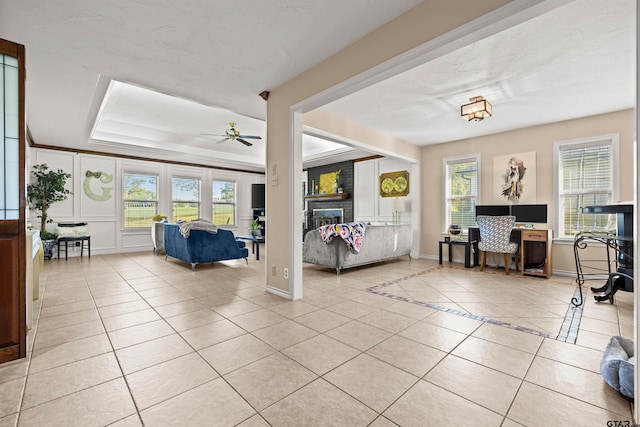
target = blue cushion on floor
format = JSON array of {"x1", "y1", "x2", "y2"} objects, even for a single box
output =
[{"x1": 600, "y1": 336, "x2": 634, "y2": 399}]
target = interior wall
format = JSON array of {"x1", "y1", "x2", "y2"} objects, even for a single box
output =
[
  {"x1": 420, "y1": 109, "x2": 634, "y2": 274},
  {"x1": 266, "y1": 0, "x2": 511, "y2": 297},
  {"x1": 29, "y1": 148, "x2": 265, "y2": 257}
]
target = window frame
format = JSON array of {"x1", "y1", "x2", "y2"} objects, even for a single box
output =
[
  {"x1": 554, "y1": 134, "x2": 619, "y2": 240},
  {"x1": 442, "y1": 153, "x2": 481, "y2": 234},
  {"x1": 122, "y1": 171, "x2": 159, "y2": 229},
  {"x1": 212, "y1": 179, "x2": 237, "y2": 226},
  {"x1": 171, "y1": 176, "x2": 201, "y2": 222}
]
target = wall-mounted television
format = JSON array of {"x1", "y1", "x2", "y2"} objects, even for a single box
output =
[
  {"x1": 251, "y1": 184, "x2": 265, "y2": 209},
  {"x1": 475, "y1": 205, "x2": 510, "y2": 217},
  {"x1": 510, "y1": 204, "x2": 548, "y2": 224}
]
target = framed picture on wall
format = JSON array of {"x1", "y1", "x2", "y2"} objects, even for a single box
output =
[
  {"x1": 379, "y1": 170, "x2": 409, "y2": 197},
  {"x1": 493, "y1": 152, "x2": 536, "y2": 204}
]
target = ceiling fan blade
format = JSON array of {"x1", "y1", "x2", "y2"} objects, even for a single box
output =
[
  {"x1": 215, "y1": 138, "x2": 230, "y2": 144},
  {"x1": 201, "y1": 133, "x2": 228, "y2": 137},
  {"x1": 237, "y1": 135, "x2": 262, "y2": 140},
  {"x1": 237, "y1": 138, "x2": 253, "y2": 147}
]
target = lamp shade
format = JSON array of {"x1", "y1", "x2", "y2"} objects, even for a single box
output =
[
  {"x1": 393, "y1": 198, "x2": 406, "y2": 213},
  {"x1": 461, "y1": 96, "x2": 492, "y2": 122}
]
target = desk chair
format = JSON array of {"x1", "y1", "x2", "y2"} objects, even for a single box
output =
[{"x1": 476, "y1": 215, "x2": 519, "y2": 274}]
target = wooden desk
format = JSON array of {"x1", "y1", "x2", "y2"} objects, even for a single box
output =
[{"x1": 469, "y1": 227, "x2": 552, "y2": 278}]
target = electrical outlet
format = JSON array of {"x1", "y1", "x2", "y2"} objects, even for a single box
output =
[
  {"x1": 283, "y1": 268, "x2": 288, "y2": 279},
  {"x1": 271, "y1": 265, "x2": 276, "y2": 276}
]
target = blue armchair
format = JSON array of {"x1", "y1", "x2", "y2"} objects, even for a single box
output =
[
  {"x1": 476, "y1": 215, "x2": 519, "y2": 274},
  {"x1": 163, "y1": 223, "x2": 248, "y2": 270}
]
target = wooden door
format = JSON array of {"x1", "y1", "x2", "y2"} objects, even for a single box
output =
[{"x1": 0, "y1": 38, "x2": 26, "y2": 363}]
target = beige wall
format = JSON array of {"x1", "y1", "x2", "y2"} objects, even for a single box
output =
[
  {"x1": 266, "y1": 0, "x2": 511, "y2": 296},
  {"x1": 421, "y1": 109, "x2": 634, "y2": 274},
  {"x1": 304, "y1": 109, "x2": 420, "y2": 161}
]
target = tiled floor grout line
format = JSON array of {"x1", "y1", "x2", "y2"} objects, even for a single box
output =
[
  {"x1": 364, "y1": 265, "x2": 597, "y2": 343},
  {"x1": 17, "y1": 273, "x2": 119, "y2": 422},
  {"x1": 18, "y1": 254, "x2": 632, "y2": 425},
  {"x1": 114, "y1": 258, "x2": 269, "y2": 424}
]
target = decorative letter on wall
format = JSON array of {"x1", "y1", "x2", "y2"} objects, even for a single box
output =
[{"x1": 83, "y1": 170, "x2": 113, "y2": 201}]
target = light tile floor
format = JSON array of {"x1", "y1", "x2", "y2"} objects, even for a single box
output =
[{"x1": 0, "y1": 251, "x2": 634, "y2": 426}]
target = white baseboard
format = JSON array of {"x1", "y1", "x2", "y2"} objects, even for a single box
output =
[{"x1": 267, "y1": 285, "x2": 291, "y2": 300}]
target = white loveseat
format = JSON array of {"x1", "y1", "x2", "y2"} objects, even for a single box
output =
[{"x1": 303, "y1": 223, "x2": 412, "y2": 274}]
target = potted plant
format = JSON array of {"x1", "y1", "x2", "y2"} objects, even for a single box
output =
[
  {"x1": 26, "y1": 164, "x2": 72, "y2": 258},
  {"x1": 250, "y1": 218, "x2": 262, "y2": 237}
]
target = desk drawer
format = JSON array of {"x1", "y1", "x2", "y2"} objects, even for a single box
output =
[{"x1": 522, "y1": 231, "x2": 547, "y2": 241}]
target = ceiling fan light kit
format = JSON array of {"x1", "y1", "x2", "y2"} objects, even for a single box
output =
[{"x1": 461, "y1": 96, "x2": 492, "y2": 122}]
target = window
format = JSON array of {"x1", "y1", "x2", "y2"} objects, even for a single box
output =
[
  {"x1": 212, "y1": 180, "x2": 236, "y2": 226},
  {"x1": 444, "y1": 154, "x2": 479, "y2": 232},
  {"x1": 172, "y1": 177, "x2": 200, "y2": 222},
  {"x1": 555, "y1": 135, "x2": 618, "y2": 238},
  {"x1": 123, "y1": 173, "x2": 158, "y2": 228}
]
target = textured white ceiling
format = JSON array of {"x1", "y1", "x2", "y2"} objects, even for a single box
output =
[
  {"x1": 0, "y1": 0, "x2": 635, "y2": 170},
  {"x1": 322, "y1": 0, "x2": 635, "y2": 145}
]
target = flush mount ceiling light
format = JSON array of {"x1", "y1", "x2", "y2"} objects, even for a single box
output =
[{"x1": 461, "y1": 96, "x2": 492, "y2": 122}]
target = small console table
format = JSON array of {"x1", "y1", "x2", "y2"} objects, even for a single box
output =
[
  {"x1": 57, "y1": 236, "x2": 91, "y2": 260},
  {"x1": 439, "y1": 239, "x2": 478, "y2": 268},
  {"x1": 236, "y1": 235, "x2": 265, "y2": 261}
]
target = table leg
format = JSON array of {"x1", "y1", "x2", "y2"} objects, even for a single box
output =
[
  {"x1": 65, "y1": 239, "x2": 69, "y2": 261},
  {"x1": 88, "y1": 237, "x2": 91, "y2": 258},
  {"x1": 473, "y1": 240, "x2": 480, "y2": 267},
  {"x1": 438, "y1": 242, "x2": 443, "y2": 264},
  {"x1": 448, "y1": 243, "x2": 453, "y2": 263},
  {"x1": 464, "y1": 243, "x2": 470, "y2": 268},
  {"x1": 256, "y1": 241, "x2": 260, "y2": 261}
]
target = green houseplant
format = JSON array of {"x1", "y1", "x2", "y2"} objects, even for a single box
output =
[
  {"x1": 251, "y1": 218, "x2": 262, "y2": 237},
  {"x1": 26, "y1": 164, "x2": 72, "y2": 244}
]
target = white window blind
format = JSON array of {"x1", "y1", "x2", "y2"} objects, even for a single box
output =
[
  {"x1": 444, "y1": 155, "x2": 479, "y2": 232},
  {"x1": 556, "y1": 136, "x2": 617, "y2": 238}
]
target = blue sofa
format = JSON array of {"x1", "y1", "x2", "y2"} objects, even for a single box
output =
[{"x1": 163, "y1": 223, "x2": 248, "y2": 270}]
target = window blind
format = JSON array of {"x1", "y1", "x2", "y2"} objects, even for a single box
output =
[{"x1": 558, "y1": 140, "x2": 613, "y2": 236}]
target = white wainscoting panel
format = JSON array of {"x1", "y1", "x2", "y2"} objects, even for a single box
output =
[{"x1": 354, "y1": 161, "x2": 377, "y2": 219}]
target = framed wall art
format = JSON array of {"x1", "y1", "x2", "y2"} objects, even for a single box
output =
[
  {"x1": 379, "y1": 170, "x2": 409, "y2": 197},
  {"x1": 493, "y1": 152, "x2": 536, "y2": 204}
]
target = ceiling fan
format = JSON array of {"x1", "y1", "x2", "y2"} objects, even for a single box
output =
[{"x1": 201, "y1": 122, "x2": 262, "y2": 146}]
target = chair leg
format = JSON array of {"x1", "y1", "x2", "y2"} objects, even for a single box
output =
[
  {"x1": 480, "y1": 251, "x2": 486, "y2": 271},
  {"x1": 503, "y1": 253, "x2": 510, "y2": 275}
]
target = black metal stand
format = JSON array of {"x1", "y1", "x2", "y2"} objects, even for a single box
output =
[{"x1": 573, "y1": 231, "x2": 633, "y2": 306}]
